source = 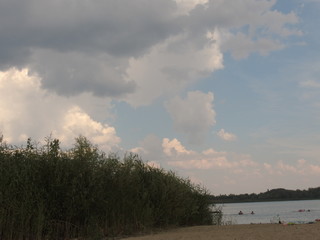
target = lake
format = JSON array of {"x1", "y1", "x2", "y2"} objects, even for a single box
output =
[{"x1": 215, "y1": 200, "x2": 320, "y2": 224}]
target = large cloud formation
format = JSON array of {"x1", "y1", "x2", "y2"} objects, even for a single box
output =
[{"x1": 0, "y1": 0, "x2": 299, "y2": 105}]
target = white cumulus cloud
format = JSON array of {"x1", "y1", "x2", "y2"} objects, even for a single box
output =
[
  {"x1": 57, "y1": 106, "x2": 120, "y2": 151},
  {"x1": 217, "y1": 129, "x2": 237, "y2": 141},
  {"x1": 162, "y1": 138, "x2": 195, "y2": 156}
]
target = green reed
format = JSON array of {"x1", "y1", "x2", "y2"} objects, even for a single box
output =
[{"x1": 0, "y1": 135, "x2": 212, "y2": 239}]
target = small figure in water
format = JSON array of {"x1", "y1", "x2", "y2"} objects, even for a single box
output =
[
  {"x1": 238, "y1": 211, "x2": 243, "y2": 215},
  {"x1": 251, "y1": 211, "x2": 255, "y2": 215}
]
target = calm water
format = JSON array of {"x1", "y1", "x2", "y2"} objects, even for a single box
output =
[{"x1": 216, "y1": 200, "x2": 320, "y2": 224}]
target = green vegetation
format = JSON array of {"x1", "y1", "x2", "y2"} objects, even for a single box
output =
[
  {"x1": 210, "y1": 187, "x2": 320, "y2": 203},
  {"x1": 0, "y1": 135, "x2": 213, "y2": 240}
]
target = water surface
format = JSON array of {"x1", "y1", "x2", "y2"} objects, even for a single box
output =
[{"x1": 216, "y1": 200, "x2": 320, "y2": 224}]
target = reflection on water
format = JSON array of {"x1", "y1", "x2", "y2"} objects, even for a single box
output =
[{"x1": 215, "y1": 200, "x2": 320, "y2": 224}]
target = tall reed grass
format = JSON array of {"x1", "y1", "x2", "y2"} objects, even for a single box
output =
[{"x1": 0, "y1": 135, "x2": 213, "y2": 239}]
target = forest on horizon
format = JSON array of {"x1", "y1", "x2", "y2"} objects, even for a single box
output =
[{"x1": 210, "y1": 187, "x2": 320, "y2": 203}]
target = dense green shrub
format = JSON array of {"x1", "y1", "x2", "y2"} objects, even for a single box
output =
[{"x1": 0, "y1": 136, "x2": 212, "y2": 239}]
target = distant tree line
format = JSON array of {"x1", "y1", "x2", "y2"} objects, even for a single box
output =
[
  {"x1": 0, "y1": 136, "x2": 213, "y2": 240},
  {"x1": 209, "y1": 187, "x2": 320, "y2": 203}
]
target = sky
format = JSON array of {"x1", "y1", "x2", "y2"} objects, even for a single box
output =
[{"x1": 1, "y1": 0, "x2": 320, "y2": 195}]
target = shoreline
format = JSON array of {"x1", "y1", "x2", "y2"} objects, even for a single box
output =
[{"x1": 122, "y1": 222, "x2": 320, "y2": 240}]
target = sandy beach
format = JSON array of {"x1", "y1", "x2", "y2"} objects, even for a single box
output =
[{"x1": 123, "y1": 223, "x2": 320, "y2": 240}]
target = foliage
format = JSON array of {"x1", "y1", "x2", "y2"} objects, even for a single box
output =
[{"x1": 0, "y1": 135, "x2": 212, "y2": 239}]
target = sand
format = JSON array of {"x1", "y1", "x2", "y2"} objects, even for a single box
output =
[{"x1": 123, "y1": 222, "x2": 320, "y2": 240}]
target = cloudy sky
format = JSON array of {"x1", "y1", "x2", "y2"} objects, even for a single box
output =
[{"x1": 1, "y1": 0, "x2": 320, "y2": 194}]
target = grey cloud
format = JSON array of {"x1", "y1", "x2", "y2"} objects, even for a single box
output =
[
  {"x1": 0, "y1": 0, "x2": 180, "y2": 59},
  {"x1": 0, "y1": 47, "x2": 31, "y2": 70},
  {"x1": 30, "y1": 49, "x2": 136, "y2": 97},
  {"x1": 0, "y1": 0, "x2": 300, "y2": 99}
]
